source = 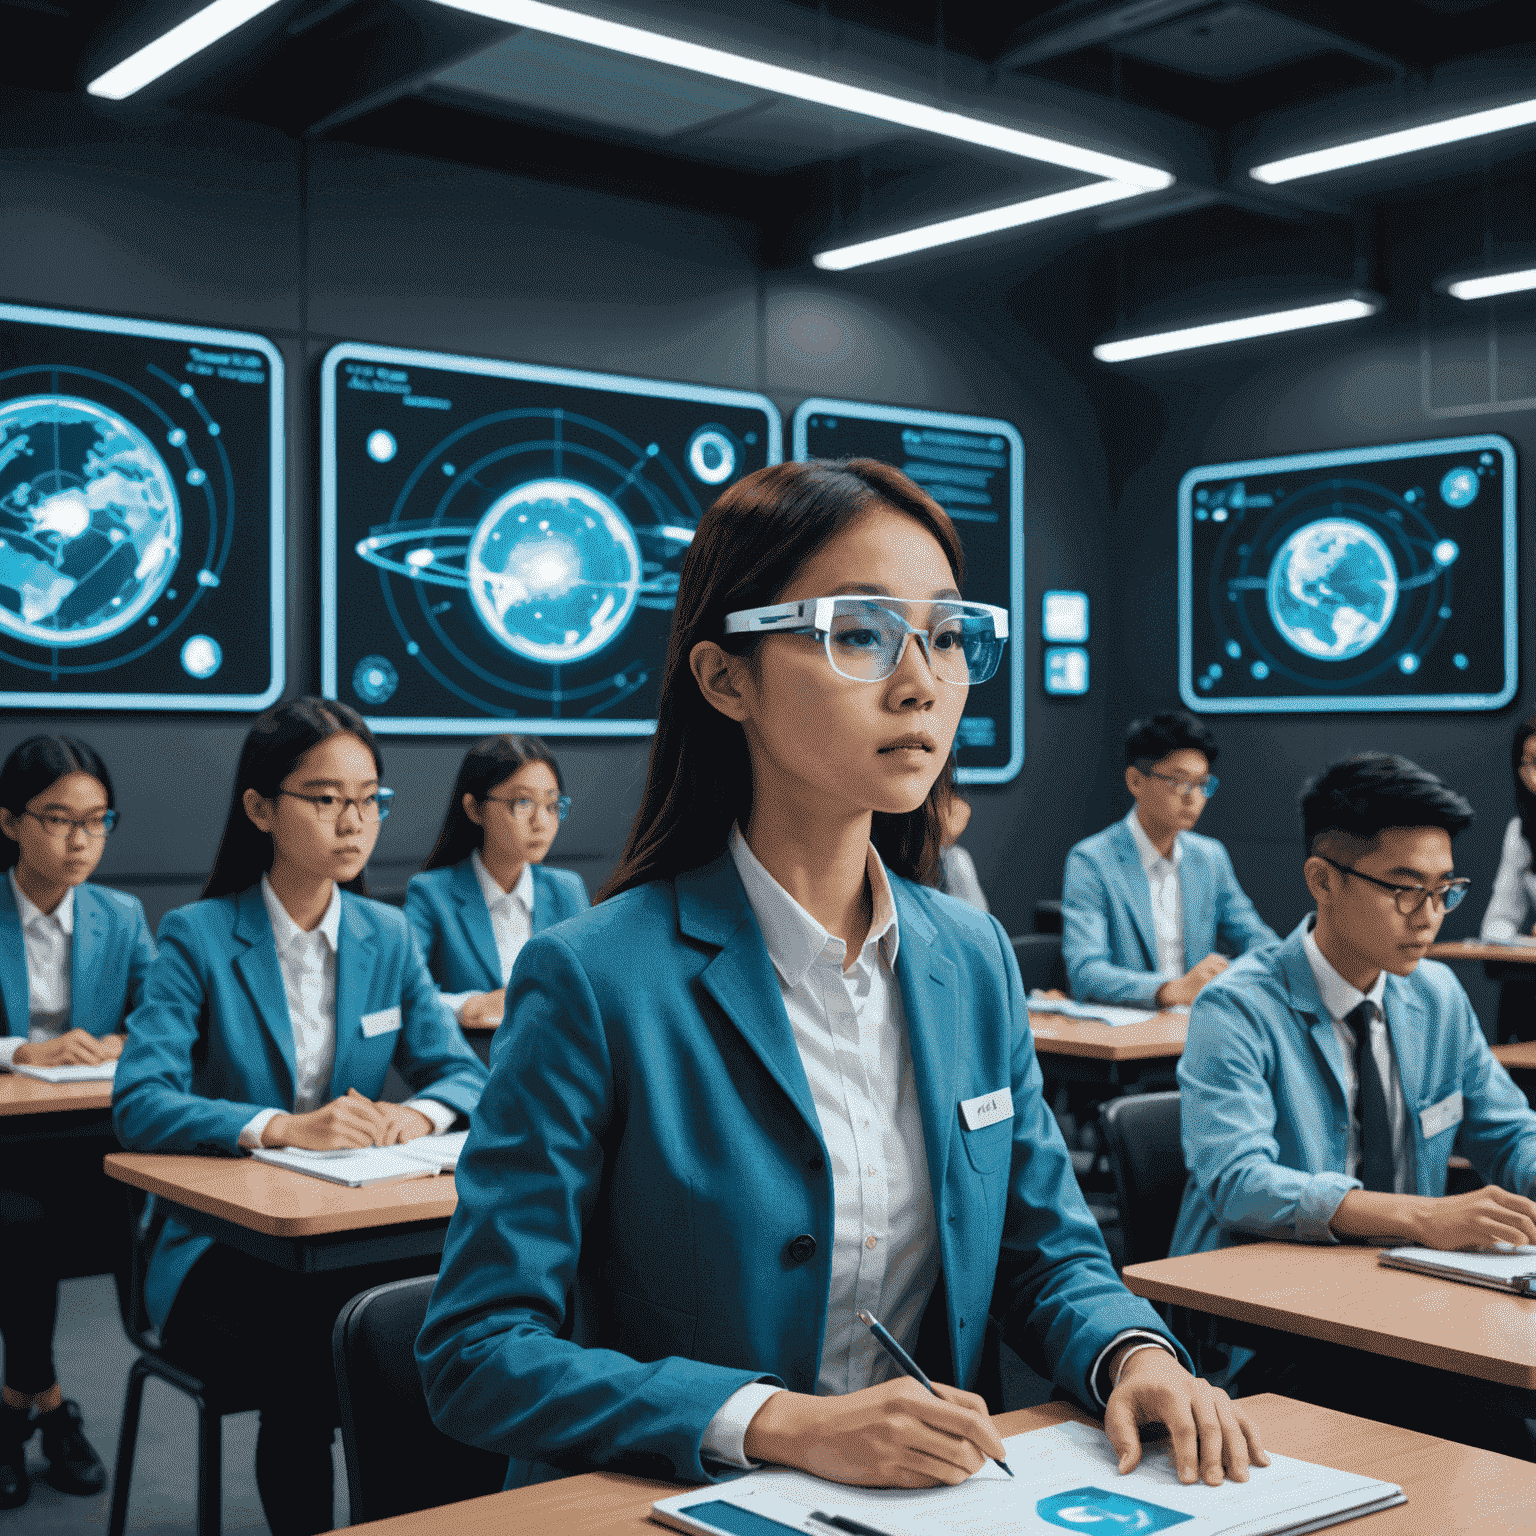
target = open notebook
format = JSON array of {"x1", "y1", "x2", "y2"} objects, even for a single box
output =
[
  {"x1": 251, "y1": 1130, "x2": 468, "y2": 1188},
  {"x1": 1027, "y1": 992, "x2": 1177, "y2": 1027},
  {"x1": 1380, "y1": 1245, "x2": 1536, "y2": 1296},
  {"x1": 9, "y1": 1060, "x2": 118, "y2": 1084}
]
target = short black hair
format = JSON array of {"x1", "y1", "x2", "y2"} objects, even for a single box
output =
[
  {"x1": 1300, "y1": 753, "x2": 1473, "y2": 857},
  {"x1": 1125, "y1": 711, "x2": 1218, "y2": 770}
]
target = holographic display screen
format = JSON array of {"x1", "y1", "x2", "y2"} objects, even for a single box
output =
[
  {"x1": 0, "y1": 303, "x2": 283, "y2": 710},
  {"x1": 322, "y1": 345, "x2": 781, "y2": 735},
  {"x1": 793, "y1": 400, "x2": 1023, "y2": 784},
  {"x1": 1180, "y1": 434, "x2": 1516, "y2": 714}
]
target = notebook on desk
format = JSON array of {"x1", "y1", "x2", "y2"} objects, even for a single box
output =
[
  {"x1": 1380, "y1": 1246, "x2": 1536, "y2": 1296},
  {"x1": 1027, "y1": 993, "x2": 1172, "y2": 1027},
  {"x1": 8, "y1": 1060, "x2": 117, "y2": 1083},
  {"x1": 250, "y1": 1145, "x2": 441, "y2": 1188}
]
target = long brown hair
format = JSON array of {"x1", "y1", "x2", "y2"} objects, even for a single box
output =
[{"x1": 597, "y1": 459, "x2": 965, "y2": 902}]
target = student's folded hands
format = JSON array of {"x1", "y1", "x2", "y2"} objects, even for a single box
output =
[
  {"x1": 259, "y1": 1088, "x2": 433, "y2": 1149},
  {"x1": 458, "y1": 988, "x2": 506, "y2": 1029},
  {"x1": 13, "y1": 1028, "x2": 124, "y2": 1067}
]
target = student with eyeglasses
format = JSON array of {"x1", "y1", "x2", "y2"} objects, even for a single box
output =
[
  {"x1": 419, "y1": 460, "x2": 1265, "y2": 1496},
  {"x1": 1062, "y1": 712, "x2": 1277, "y2": 1008},
  {"x1": 112, "y1": 698, "x2": 486, "y2": 1536},
  {"x1": 0, "y1": 736, "x2": 156, "y2": 1511},
  {"x1": 1477, "y1": 713, "x2": 1536, "y2": 1042},
  {"x1": 406, "y1": 735, "x2": 588, "y2": 1039}
]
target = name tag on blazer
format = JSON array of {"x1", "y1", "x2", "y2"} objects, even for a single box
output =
[
  {"x1": 1420, "y1": 1090, "x2": 1463, "y2": 1139},
  {"x1": 360, "y1": 1006, "x2": 402, "y2": 1038},
  {"x1": 960, "y1": 1086, "x2": 1013, "y2": 1131}
]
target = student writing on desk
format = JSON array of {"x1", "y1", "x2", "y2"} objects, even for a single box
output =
[
  {"x1": 1171, "y1": 754, "x2": 1536, "y2": 1457},
  {"x1": 418, "y1": 460, "x2": 1265, "y2": 1495}
]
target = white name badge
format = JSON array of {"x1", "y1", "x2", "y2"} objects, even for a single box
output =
[
  {"x1": 360, "y1": 1006, "x2": 402, "y2": 1038},
  {"x1": 1420, "y1": 1090, "x2": 1463, "y2": 1140},
  {"x1": 960, "y1": 1086, "x2": 1014, "y2": 1131}
]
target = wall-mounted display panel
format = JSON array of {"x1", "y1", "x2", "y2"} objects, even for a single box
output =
[
  {"x1": 322, "y1": 344, "x2": 781, "y2": 735},
  {"x1": 0, "y1": 302, "x2": 284, "y2": 710},
  {"x1": 793, "y1": 400, "x2": 1024, "y2": 784},
  {"x1": 1180, "y1": 434, "x2": 1516, "y2": 714}
]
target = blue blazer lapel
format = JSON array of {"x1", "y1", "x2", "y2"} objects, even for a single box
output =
[
  {"x1": 1276, "y1": 928, "x2": 1350, "y2": 1109},
  {"x1": 1110, "y1": 821, "x2": 1160, "y2": 968},
  {"x1": 231, "y1": 885, "x2": 298, "y2": 1105},
  {"x1": 70, "y1": 885, "x2": 110, "y2": 1033},
  {"x1": 1381, "y1": 975, "x2": 1429, "y2": 1131},
  {"x1": 0, "y1": 879, "x2": 29, "y2": 1038},
  {"x1": 329, "y1": 894, "x2": 378, "y2": 1098},
  {"x1": 452, "y1": 858, "x2": 503, "y2": 988},
  {"x1": 678, "y1": 856, "x2": 822, "y2": 1143},
  {"x1": 1180, "y1": 841, "x2": 1216, "y2": 968}
]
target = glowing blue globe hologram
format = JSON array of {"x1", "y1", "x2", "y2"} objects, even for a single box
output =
[
  {"x1": 0, "y1": 396, "x2": 181, "y2": 648},
  {"x1": 465, "y1": 479, "x2": 642, "y2": 665},
  {"x1": 1266, "y1": 518, "x2": 1397, "y2": 662},
  {"x1": 1440, "y1": 466, "x2": 1478, "y2": 507}
]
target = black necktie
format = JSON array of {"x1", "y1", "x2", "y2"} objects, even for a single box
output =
[{"x1": 1348, "y1": 1000, "x2": 1395, "y2": 1194}]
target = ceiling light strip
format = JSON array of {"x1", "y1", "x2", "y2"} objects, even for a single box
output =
[
  {"x1": 428, "y1": 0, "x2": 1172, "y2": 190},
  {"x1": 1251, "y1": 96, "x2": 1536, "y2": 185},
  {"x1": 87, "y1": 0, "x2": 285, "y2": 99},
  {"x1": 1093, "y1": 297, "x2": 1379, "y2": 363},
  {"x1": 814, "y1": 180, "x2": 1147, "y2": 271},
  {"x1": 1447, "y1": 267, "x2": 1536, "y2": 301}
]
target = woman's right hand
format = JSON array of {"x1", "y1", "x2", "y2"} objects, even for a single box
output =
[
  {"x1": 261, "y1": 1095, "x2": 390, "y2": 1149},
  {"x1": 458, "y1": 989, "x2": 506, "y2": 1029},
  {"x1": 740, "y1": 1378, "x2": 1007, "y2": 1488},
  {"x1": 14, "y1": 1029, "x2": 116, "y2": 1067}
]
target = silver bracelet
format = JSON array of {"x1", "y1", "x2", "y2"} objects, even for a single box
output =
[{"x1": 1113, "y1": 1340, "x2": 1174, "y2": 1392}]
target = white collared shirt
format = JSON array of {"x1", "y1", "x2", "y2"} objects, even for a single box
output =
[
  {"x1": 472, "y1": 850, "x2": 535, "y2": 984},
  {"x1": 1301, "y1": 918, "x2": 1412, "y2": 1193},
  {"x1": 1127, "y1": 809, "x2": 1185, "y2": 980},
  {"x1": 238, "y1": 878, "x2": 454, "y2": 1148},
  {"x1": 0, "y1": 871, "x2": 75, "y2": 1067}
]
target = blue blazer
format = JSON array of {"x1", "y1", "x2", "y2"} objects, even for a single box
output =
[
  {"x1": 416, "y1": 852, "x2": 1185, "y2": 1489},
  {"x1": 1172, "y1": 919, "x2": 1536, "y2": 1257},
  {"x1": 1062, "y1": 818, "x2": 1278, "y2": 1006},
  {"x1": 113, "y1": 885, "x2": 489, "y2": 1328},
  {"x1": 1, "y1": 877, "x2": 156, "y2": 1042},
  {"x1": 405, "y1": 858, "x2": 589, "y2": 995}
]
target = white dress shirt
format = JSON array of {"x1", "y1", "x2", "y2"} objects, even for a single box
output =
[
  {"x1": 0, "y1": 871, "x2": 74, "y2": 1068},
  {"x1": 1301, "y1": 918, "x2": 1412, "y2": 1193},
  {"x1": 440, "y1": 853, "x2": 536, "y2": 1022},
  {"x1": 238, "y1": 878, "x2": 455, "y2": 1148},
  {"x1": 1127, "y1": 809, "x2": 1185, "y2": 980},
  {"x1": 1480, "y1": 816, "x2": 1536, "y2": 943}
]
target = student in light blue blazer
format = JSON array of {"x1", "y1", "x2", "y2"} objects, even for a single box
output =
[
  {"x1": 114, "y1": 700, "x2": 486, "y2": 1536},
  {"x1": 419, "y1": 460, "x2": 1265, "y2": 1495},
  {"x1": 1173, "y1": 755, "x2": 1536, "y2": 1456},
  {"x1": 1063, "y1": 712, "x2": 1276, "y2": 1009},
  {"x1": 0, "y1": 736, "x2": 156, "y2": 1511},
  {"x1": 406, "y1": 734, "x2": 588, "y2": 1036}
]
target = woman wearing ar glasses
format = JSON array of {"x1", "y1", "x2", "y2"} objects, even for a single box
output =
[
  {"x1": 407, "y1": 735, "x2": 588, "y2": 1040},
  {"x1": 420, "y1": 460, "x2": 1264, "y2": 1495},
  {"x1": 0, "y1": 736, "x2": 155, "y2": 1510},
  {"x1": 113, "y1": 698, "x2": 486, "y2": 1536}
]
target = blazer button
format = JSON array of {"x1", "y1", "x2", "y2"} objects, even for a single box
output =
[
  {"x1": 806, "y1": 1153, "x2": 825, "y2": 1172},
  {"x1": 787, "y1": 1234, "x2": 817, "y2": 1265}
]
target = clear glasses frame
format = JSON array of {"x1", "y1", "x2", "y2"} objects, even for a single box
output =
[
  {"x1": 275, "y1": 789, "x2": 395, "y2": 824},
  {"x1": 23, "y1": 808, "x2": 119, "y2": 839},
  {"x1": 1317, "y1": 854, "x2": 1470, "y2": 915},
  {"x1": 1135, "y1": 763, "x2": 1220, "y2": 800},
  {"x1": 722, "y1": 596, "x2": 1009, "y2": 686},
  {"x1": 482, "y1": 794, "x2": 572, "y2": 823}
]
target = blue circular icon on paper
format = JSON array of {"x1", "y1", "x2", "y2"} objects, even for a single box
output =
[
  {"x1": 686, "y1": 426, "x2": 737, "y2": 485},
  {"x1": 180, "y1": 635, "x2": 221, "y2": 678},
  {"x1": 353, "y1": 654, "x2": 398, "y2": 704},
  {"x1": 1439, "y1": 466, "x2": 1478, "y2": 507},
  {"x1": 1267, "y1": 518, "x2": 1397, "y2": 662},
  {"x1": 1038, "y1": 1486, "x2": 1193, "y2": 1531}
]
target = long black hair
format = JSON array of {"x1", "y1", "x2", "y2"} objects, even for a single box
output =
[
  {"x1": 1512, "y1": 714, "x2": 1536, "y2": 857},
  {"x1": 598, "y1": 459, "x2": 964, "y2": 903},
  {"x1": 203, "y1": 698, "x2": 383, "y2": 900},
  {"x1": 0, "y1": 735, "x2": 116, "y2": 871},
  {"x1": 423, "y1": 735, "x2": 565, "y2": 871}
]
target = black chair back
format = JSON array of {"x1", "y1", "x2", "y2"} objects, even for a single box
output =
[
  {"x1": 1098, "y1": 1091, "x2": 1186, "y2": 1268},
  {"x1": 1010, "y1": 934, "x2": 1067, "y2": 995},
  {"x1": 1033, "y1": 899, "x2": 1063, "y2": 935},
  {"x1": 334, "y1": 1276, "x2": 508, "y2": 1524}
]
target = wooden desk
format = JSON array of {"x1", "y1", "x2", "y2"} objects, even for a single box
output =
[
  {"x1": 0, "y1": 1072, "x2": 114, "y2": 1147},
  {"x1": 1123, "y1": 1241, "x2": 1536, "y2": 1391},
  {"x1": 104, "y1": 1151, "x2": 458, "y2": 1274},
  {"x1": 342, "y1": 1394, "x2": 1536, "y2": 1536},
  {"x1": 1029, "y1": 1009, "x2": 1186, "y2": 1090}
]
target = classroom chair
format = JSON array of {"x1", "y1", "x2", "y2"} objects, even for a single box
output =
[
  {"x1": 333, "y1": 1275, "x2": 508, "y2": 1523},
  {"x1": 1098, "y1": 1091, "x2": 1186, "y2": 1269},
  {"x1": 1010, "y1": 934, "x2": 1067, "y2": 995},
  {"x1": 1033, "y1": 898, "x2": 1063, "y2": 935}
]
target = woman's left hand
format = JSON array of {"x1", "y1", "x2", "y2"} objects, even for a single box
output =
[{"x1": 1103, "y1": 1346, "x2": 1269, "y2": 1485}]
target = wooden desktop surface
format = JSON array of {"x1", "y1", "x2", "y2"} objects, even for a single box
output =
[
  {"x1": 343, "y1": 1394, "x2": 1535, "y2": 1536},
  {"x1": 1028, "y1": 1009, "x2": 1187, "y2": 1061},
  {"x1": 1493, "y1": 1041, "x2": 1536, "y2": 1071},
  {"x1": 1427, "y1": 941, "x2": 1536, "y2": 965},
  {"x1": 0, "y1": 1073, "x2": 114, "y2": 1117},
  {"x1": 1123, "y1": 1241, "x2": 1536, "y2": 1390},
  {"x1": 103, "y1": 1151, "x2": 458, "y2": 1237}
]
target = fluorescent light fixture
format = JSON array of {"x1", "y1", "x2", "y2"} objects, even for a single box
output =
[
  {"x1": 1094, "y1": 295, "x2": 1379, "y2": 363},
  {"x1": 428, "y1": 0, "x2": 1173, "y2": 190},
  {"x1": 814, "y1": 180, "x2": 1145, "y2": 271},
  {"x1": 1443, "y1": 266, "x2": 1536, "y2": 301},
  {"x1": 1251, "y1": 95, "x2": 1536, "y2": 185},
  {"x1": 87, "y1": 0, "x2": 284, "y2": 98}
]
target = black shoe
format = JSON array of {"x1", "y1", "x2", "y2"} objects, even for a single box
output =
[
  {"x1": 37, "y1": 1400, "x2": 106, "y2": 1497},
  {"x1": 0, "y1": 1403, "x2": 32, "y2": 1510}
]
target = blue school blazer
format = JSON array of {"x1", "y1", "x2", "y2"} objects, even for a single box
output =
[
  {"x1": 1062, "y1": 818, "x2": 1277, "y2": 1006},
  {"x1": 404, "y1": 858, "x2": 589, "y2": 995},
  {"x1": 417, "y1": 852, "x2": 1186, "y2": 1489},
  {"x1": 1171, "y1": 919, "x2": 1536, "y2": 1257},
  {"x1": 0, "y1": 878, "x2": 157, "y2": 1040},
  {"x1": 113, "y1": 885, "x2": 488, "y2": 1328}
]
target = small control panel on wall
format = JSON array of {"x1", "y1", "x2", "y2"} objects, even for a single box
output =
[
  {"x1": 0, "y1": 302, "x2": 284, "y2": 710},
  {"x1": 321, "y1": 344, "x2": 781, "y2": 735},
  {"x1": 793, "y1": 400, "x2": 1024, "y2": 784},
  {"x1": 1180, "y1": 433, "x2": 1516, "y2": 714}
]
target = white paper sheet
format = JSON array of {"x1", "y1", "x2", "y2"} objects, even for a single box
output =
[
  {"x1": 1381, "y1": 1245, "x2": 1536, "y2": 1290},
  {"x1": 1027, "y1": 993, "x2": 1161, "y2": 1027},
  {"x1": 8, "y1": 1060, "x2": 117, "y2": 1083},
  {"x1": 394, "y1": 1128, "x2": 468, "y2": 1171},
  {"x1": 250, "y1": 1145, "x2": 437, "y2": 1187}
]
